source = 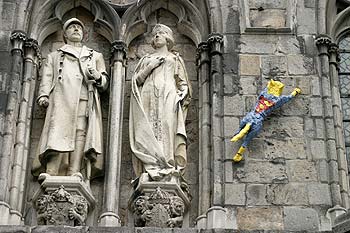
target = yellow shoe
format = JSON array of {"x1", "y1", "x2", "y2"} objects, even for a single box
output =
[{"x1": 233, "y1": 153, "x2": 243, "y2": 162}]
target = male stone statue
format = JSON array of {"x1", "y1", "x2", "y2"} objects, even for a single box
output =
[{"x1": 32, "y1": 18, "x2": 108, "y2": 181}]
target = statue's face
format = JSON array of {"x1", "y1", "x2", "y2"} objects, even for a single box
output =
[
  {"x1": 152, "y1": 30, "x2": 167, "y2": 48},
  {"x1": 64, "y1": 23, "x2": 83, "y2": 43}
]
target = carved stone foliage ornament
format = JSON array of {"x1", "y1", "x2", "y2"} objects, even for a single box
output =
[
  {"x1": 35, "y1": 185, "x2": 88, "y2": 226},
  {"x1": 133, "y1": 187, "x2": 185, "y2": 228}
]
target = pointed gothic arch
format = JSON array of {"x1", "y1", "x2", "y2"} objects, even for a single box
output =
[
  {"x1": 27, "y1": 0, "x2": 121, "y2": 45},
  {"x1": 120, "y1": 0, "x2": 209, "y2": 47}
]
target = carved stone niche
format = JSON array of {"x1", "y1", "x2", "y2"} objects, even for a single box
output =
[
  {"x1": 129, "y1": 173, "x2": 191, "y2": 228},
  {"x1": 32, "y1": 176, "x2": 95, "y2": 226}
]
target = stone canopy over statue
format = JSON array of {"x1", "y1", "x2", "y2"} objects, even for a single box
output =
[
  {"x1": 129, "y1": 24, "x2": 192, "y2": 181},
  {"x1": 32, "y1": 18, "x2": 109, "y2": 181}
]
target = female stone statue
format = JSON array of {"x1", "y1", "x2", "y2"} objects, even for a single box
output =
[{"x1": 129, "y1": 24, "x2": 192, "y2": 181}]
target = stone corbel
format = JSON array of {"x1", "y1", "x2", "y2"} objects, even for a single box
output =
[{"x1": 98, "y1": 40, "x2": 127, "y2": 227}]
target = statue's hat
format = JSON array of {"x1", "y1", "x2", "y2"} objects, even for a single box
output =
[{"x1": 63, "y1": 18, "x2": 85, "y2": 32}]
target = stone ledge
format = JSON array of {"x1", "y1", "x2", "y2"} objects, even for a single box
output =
[{"x1": 0, "y1": 226, "x2": 334, "y2": 233}]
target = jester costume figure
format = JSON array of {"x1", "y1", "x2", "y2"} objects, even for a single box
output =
[{"x1": 231, "y1": 79, "x2": 301, "y2": 162}]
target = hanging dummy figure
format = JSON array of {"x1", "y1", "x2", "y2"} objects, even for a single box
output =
[{"x1": 231, "y1": 79, "x2": 301, "y2": 162}]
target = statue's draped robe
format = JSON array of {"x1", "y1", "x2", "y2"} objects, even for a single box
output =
[
  {"x1": 130, "y1": 52, "x2": 191, "y2": 179},
  {"x1": 32, "y1": 45, "x2": 108, "y2": 178}
]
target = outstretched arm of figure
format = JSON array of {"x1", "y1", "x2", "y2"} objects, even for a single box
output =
[{"x1": 274, "y1": 88, "x2": 301, "y2": 108}]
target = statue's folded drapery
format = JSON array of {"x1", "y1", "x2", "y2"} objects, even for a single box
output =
[{"x1": 130, "y1": 51, "x2": 191, "y2": 180}]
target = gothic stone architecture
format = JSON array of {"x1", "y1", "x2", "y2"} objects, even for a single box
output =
[{"x1": 1, "y1": 0, "x2": 350, "y2": 232}]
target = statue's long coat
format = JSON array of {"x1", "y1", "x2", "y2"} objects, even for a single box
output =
[{"x1": 32, "y1": 45, "x2": 108, "y2": 176}]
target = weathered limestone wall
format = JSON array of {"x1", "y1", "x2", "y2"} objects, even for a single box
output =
[{"x1": 220, "y1": 0, "x2": 345, "y2": 232}]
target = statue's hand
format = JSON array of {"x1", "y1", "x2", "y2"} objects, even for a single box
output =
[
  {"x1": 149, "y1": 56, "x2": 165, "y2": 70},
  {"x1": 86, "y1": 64, "x2": 101, "y2": 81},
  {"x1": 38, "y1": 96, "x2": 49, "y2": 108},
  {"x1": 177, "y1": 86, "x2": 188, "y2": 101},
  {"x1": 291, "y1": 87, "x2": 301, "y2": 96}
]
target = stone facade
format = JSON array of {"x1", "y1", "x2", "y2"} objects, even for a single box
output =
[{"x1": 0, "y1": 0, "x2": 350, "y2": 232}]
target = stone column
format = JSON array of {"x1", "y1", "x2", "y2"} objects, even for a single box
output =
[
  {"x1": 196, "y1": 42, "x2": 211, "y2": 228},
  {"x1": 206, "y1": 33, "x2": 226, "y2": 229},
  {"x1": 98, "y1": 40, "x2": 126, "y2": 226},
  {"x1": 328, "y1": 43, "x2": 350, "y2": 210},
  {"x1": 0, "y1": 30, "x2": 26, "y2": 225},
  {"x1": 315, "y1": 35, "x2": 347, "y2": 224},
  {"x1": 8, "y1": 38, "x2": 40, "y2": 224}
]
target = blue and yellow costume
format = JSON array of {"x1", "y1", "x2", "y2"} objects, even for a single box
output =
[{"x1": 231, "y1": 80, "x2": 301, "y2": 162}]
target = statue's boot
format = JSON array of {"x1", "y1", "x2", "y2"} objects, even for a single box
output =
[
  {"x1": 46, "y1": 152, "x2": 63, "y2": 175},
  {"x1": 230, "y1": 124, "x2": 251, "y2": 142},
  {"x1": 233, "y1": 146, "x2": 246, "y2": 162},
  {"x1": 67, "y1": 136, "x2": 85, "y2": 177}
]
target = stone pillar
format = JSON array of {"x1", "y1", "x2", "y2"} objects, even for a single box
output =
[
  {"x1": 8, "y1": 38, "x2": 40, "y2": 224},
  {"x1": 0, "y1": 30, "x2": 26, "y2": 225},
  {"x1": 315, "y1": 35, "x2": 347, "y2": 224},
  {"x1": 328, "y1": 43, "x2": 350, "y2": 210},
  {"x1": 98, "y1": 40, "x2": 126, "y2": 226},
  {"x1": 196, "y1": 42, "x2": 211, "y2": 225},
  {"x1": 206, "y1": 33, "x2": 226, "y2": 229}
]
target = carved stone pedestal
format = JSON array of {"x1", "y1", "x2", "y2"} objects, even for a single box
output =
[
  {"x1": 32, "y1": 176, "x2": 95, "y2": 226},
  {"x1": 129, "y1": 173, "x2": 191, "y2": 228}
]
